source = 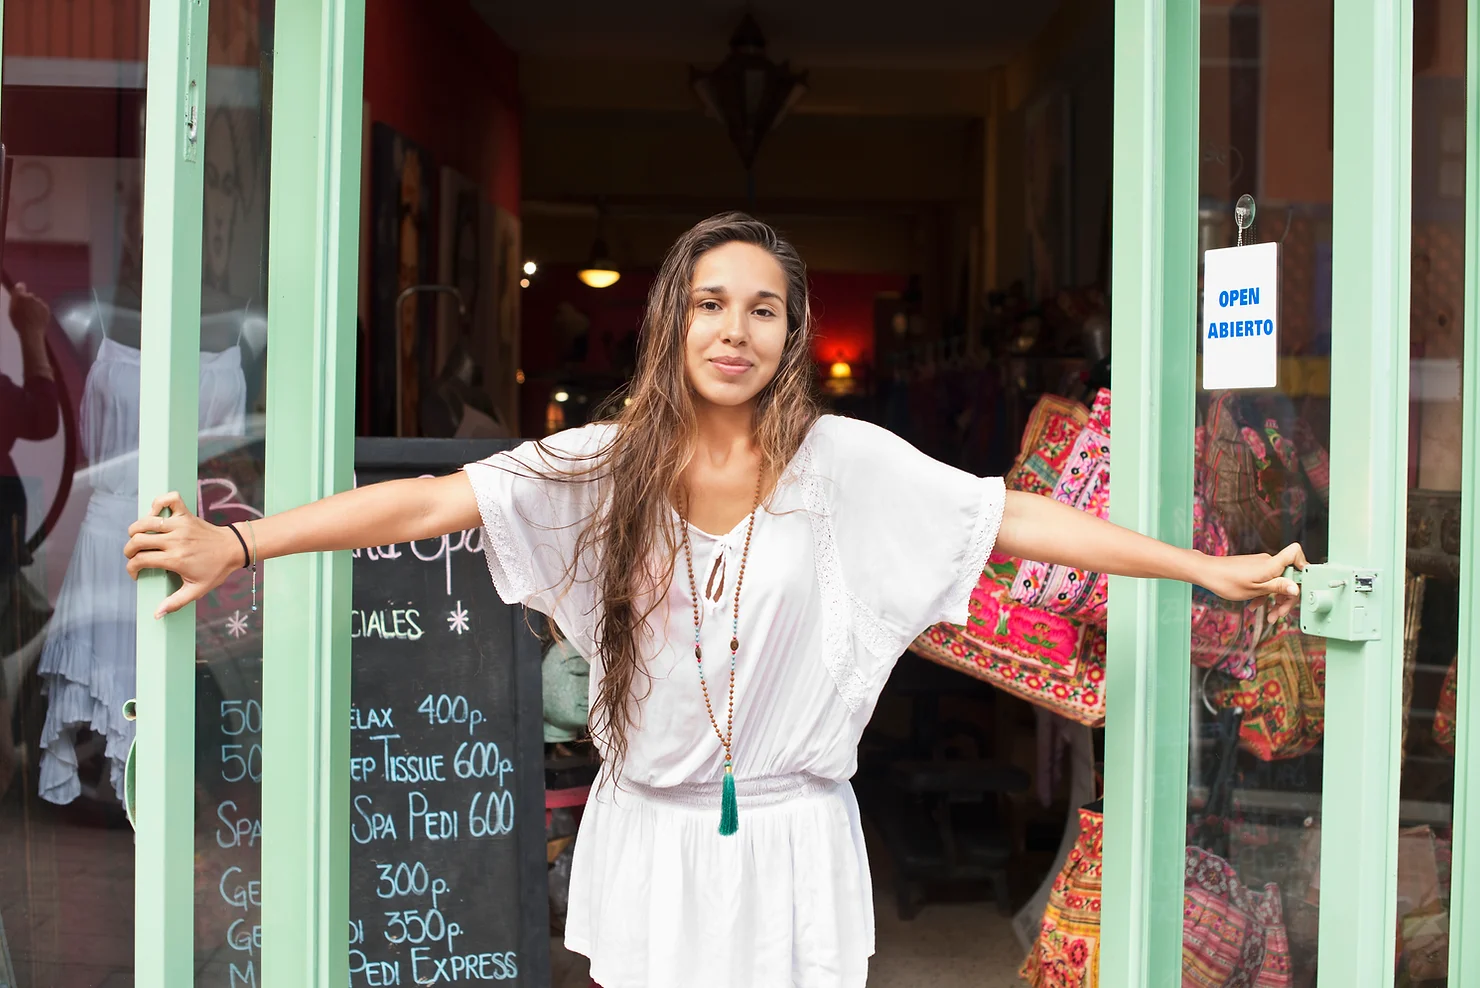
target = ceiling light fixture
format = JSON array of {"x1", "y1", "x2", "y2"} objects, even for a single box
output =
[
  {"x1": 691, "y1": 14, "x2": 808, "y2": 172},
  {"x1": 578, "y1": 202, "x2": 621, "y2": 289},
  {"x1": 577, "y1": 241, "x2": 620, "y2": 289}
]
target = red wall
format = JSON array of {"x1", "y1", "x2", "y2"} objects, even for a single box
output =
[{"x1": 363, "y1": 0, "x2": 520, "y2": 213}]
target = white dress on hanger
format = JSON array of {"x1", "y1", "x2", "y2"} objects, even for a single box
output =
[
  {"x1": 38, "y1": 335, "x2": 247, "y2": 805},
  {"x1": 464, "y1": 415, "x2": 1006, "y2": 988}
]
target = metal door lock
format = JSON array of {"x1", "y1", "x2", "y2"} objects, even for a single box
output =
[{"x1": 1282, "y1": 565, "x2": 1381, "y2": 642}]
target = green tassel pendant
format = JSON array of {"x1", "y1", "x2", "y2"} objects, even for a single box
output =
[{"x1": 719, "y1": 763, "x2": 739, "y2": 836}]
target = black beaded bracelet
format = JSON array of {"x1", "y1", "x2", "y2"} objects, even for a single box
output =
[{"x1": 225, "y1": 523, "x2": 251, "y2": 570}]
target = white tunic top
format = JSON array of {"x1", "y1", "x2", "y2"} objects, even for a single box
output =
[{"x1": 464, "y1": 415, "x2": 1005, "y2": 988}]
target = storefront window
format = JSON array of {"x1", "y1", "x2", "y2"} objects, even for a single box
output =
[
  {"x1": 0, "y1": 4, "x2": 153, "y2": 982},
  {"x1": 1395, "y1": 1, "x2": 1467, "y2": 983},
  {"x1": 1186, "y1": 1, "x2": 1333, "y2": 984}
]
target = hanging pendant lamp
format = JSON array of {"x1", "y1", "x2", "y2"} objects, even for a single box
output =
[
  {"x1": 578, "y1": 203, "x2": 620, "y2": 289},
  {"x1": 690, "y1": 14, "x2": 808, "y2": 171},
  {"x1": 577, "y1": 236, "x2": 620, "y2": 289}
]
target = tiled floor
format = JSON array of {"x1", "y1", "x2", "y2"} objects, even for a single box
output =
[
  {"x1": 551, "y1": 890, "x2": 1027, "y2": 988},
  {"x1": 0, "y1": 796, "x2": 136, "y2": 988},
  {"x1": 2, "y1": 795, "x2": 1030, "y2": 988}
]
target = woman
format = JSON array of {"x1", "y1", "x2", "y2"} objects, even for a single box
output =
[{"x1": 125, "y1": 213, "x2": 1302, "y2": 988}]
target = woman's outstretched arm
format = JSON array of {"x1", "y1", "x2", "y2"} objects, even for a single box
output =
[
  {"x1": 124, "y1": 472, "x2": 481, "y2": 618},
  {"x1": 995, "y1": 490, "x2": 1306, "y2": 614}
]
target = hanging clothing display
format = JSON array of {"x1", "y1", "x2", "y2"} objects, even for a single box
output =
[{"x1": 38, "y1": 335, "x2": 246, "y2": 804}]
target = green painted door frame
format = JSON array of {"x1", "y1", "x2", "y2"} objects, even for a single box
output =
[
  {"x1": 128, "y1": 0, "x2": 366, "y2": 982},
  {"x1": 1318, "y1": 2, "x2": 1412, "y2": 985},
  {"x1": 135, "y1": 2, "x2": 211, "y2": 984},
  {"x1": 1103, "y1": 0, "x2": 1477, "y2": 987},
  {"x1": 259, "y1": 0, "x2": 365, "y2": 983},
  {"x1": 1100, "y1": 1, "x2": 1197, "y2": 986}
]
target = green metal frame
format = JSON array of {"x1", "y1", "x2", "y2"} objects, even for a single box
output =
[
  {"x1": 259, "y1": 0, "x2": 365, "y2": 983},
  {"x1": 1317, "y1": 2, "x2": 1412, "y2": 985},
  {"x1": 135, "y1": 1, "x2": 210, "y2": 984},
  {"x1": 1449, "y1": 0, "x2": 1480, "y2": 978},
  {"x1": 1100, "y1": 0, "x2": 1198, "y2": 984},
  {"x1": 1103, "y1": 1, "x2": 1424, "y2": 985}
]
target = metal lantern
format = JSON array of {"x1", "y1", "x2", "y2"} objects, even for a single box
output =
[{"x1": 690, "y1": 14, "x2": 808, "y2": 171}]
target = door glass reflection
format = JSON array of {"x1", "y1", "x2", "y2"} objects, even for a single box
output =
[
  {"x1": 0, "y1": 3, "x2": 153, "y2": 983},
  {"x1": 1394, "y1": 1, "x2": 1467, "y2": 983},
  {"x1": 1186, "y1": 2, "x2": 1333, "y2": 985}
]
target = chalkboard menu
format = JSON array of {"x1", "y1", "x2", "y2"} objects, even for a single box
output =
[
  {"x1": 191, "y1": 438, "x2": 550, "y2": 987},
  {"x1": 348, "y1": 439, "x2": 550, "y2": 986}
]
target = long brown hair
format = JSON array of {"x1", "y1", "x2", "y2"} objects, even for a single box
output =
[{"x1": 555, "y1": 212, "x2": 819, "y2": 776}]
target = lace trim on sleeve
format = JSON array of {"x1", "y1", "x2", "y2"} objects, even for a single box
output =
[
  {"x1": 465, "y1": 459, "x2": 539, "y2": 607},
  {"x1": 793, "y1": 442, "x2": 869, "y2": 713},
  {"x1": 940, "y1": 476, "x2": 1006, "y2": 622}
]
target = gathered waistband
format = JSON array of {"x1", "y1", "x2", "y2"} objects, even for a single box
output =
[{"x1": 624, "y1": 772, "x2": 839, "y2": 810}]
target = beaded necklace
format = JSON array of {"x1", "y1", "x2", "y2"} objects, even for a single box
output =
[{"x1": 679, "y1": 471, "x2": 762, "y2": 837}]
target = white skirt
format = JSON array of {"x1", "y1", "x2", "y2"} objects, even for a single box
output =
[
  {"x1": 37, "y1": 491, "x2": 138, "y2": 805},
  {"x1": 566, "y1": 773, "x2": 875, "y2": 988}
]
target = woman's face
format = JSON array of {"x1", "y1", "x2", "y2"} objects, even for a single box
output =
[{"x1": 683, "y1": 241, "x2": 789, "y2": 410}]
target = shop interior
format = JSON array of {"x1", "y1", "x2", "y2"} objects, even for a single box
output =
[
  {"x1": 0, "y1": 0, "x2": 1468, "y2": 986},
  {"x1": 469, "y1": 3, "x2": 1114, "y2": 985}
]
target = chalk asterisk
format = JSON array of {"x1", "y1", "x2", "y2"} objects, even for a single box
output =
[
  {"x1": 226, "y1": 611, "x2": 250, "y2": 639},
  {"x1": 447, "y1": 602, "x2": 470, "y2": 636}
]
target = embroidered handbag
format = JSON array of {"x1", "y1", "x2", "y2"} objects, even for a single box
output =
[
  {"x1": 1202, "y1": 393, "x2": 1310, "y2": 555},
  {"x1": 1020, "y1": 804, "x2": 1103, "y2": 988},
  {"x1": 1210, "y1": 619, "x2": 1326, "y2": 761},
  {"x1": 1021, "y1": 806, "x2": 1294, "y2": 988},
  {"x1": 1189, "y1": 447, "x2": 1266, "y2": 679},
  {"x1": 912, "y1": 553, "x2": 1107, "y2": 727},
  {"x1": 1011, "y1": 390, "x2": 1112, "y2": 621},
  {"x1": 1183, "y1": 846, "x2": 1294, "y2": 987},
  {"x1": 1191, "y1": 592, "x2": 1264, "y2": 681},
  {"x1": 1005, "y1": 393, "x2": 1093, "y2": 496},
  {"x1": 1434, "y1": 655, "x2": 1458, "y2": 754}
]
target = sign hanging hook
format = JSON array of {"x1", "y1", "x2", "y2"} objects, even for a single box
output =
[{"x1": 1234, "y1": 194, "x2": 1256, "y2": 247}]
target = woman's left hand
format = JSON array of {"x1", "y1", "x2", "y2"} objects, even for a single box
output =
[{"x1": 1200, "y1": 542, "x2": 1308, "y2": 620}]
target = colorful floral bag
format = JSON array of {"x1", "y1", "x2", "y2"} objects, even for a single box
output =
[
  {"x1": 1021, "y1": 804, "x2": 1104, "y2": 988},
  {"x1": 1210, "y1": 620, "x2": 1327, "y2": 761},
  {"x1": 1005, "y1": 393, "x2": 1093, "y2": 496},
  {"x1": 1011, "y1": 390, "x2": 1112, "y2": 621},
  {"x1": 1190, "y1": 450, "x2": 1265, "y2": 680},
  {"x1": 1202, "y1": 393, "x2": 1311, "y2": 555},
  {"x1": 1434, "y1": 656, "x2": 1458, "y2": 754},
  {"x1": 1022, "y1": 806, "x2": 1294, "y2": 988},
  {"x1": 912, "y1": 553, "x2": 1107, "y2": 727},
  {"x1": 1183, "y1": 847, "x2": 1294, "y2": 987},
  {"x1": 1191, "y1": 593, "x2": 1264, "y2": 681}
]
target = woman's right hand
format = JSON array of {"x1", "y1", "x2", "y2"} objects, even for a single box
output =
[{"x1": 125, "y1": 492, "x2": 245, "y2": 618}]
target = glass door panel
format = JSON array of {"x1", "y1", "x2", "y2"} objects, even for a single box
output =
[
  {"x1": 1185, "y1": 2, "x2": 1333, "y2": 985},
  {"x1": 0, "y1": 4, "x2": 152, "y2": 984},
  {"x1": 1394, "y1": 1, "x2": 1467, "y2": 983},
  {"x1": 189, "y1": 1, "x2": 273, "y2": 985}
]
